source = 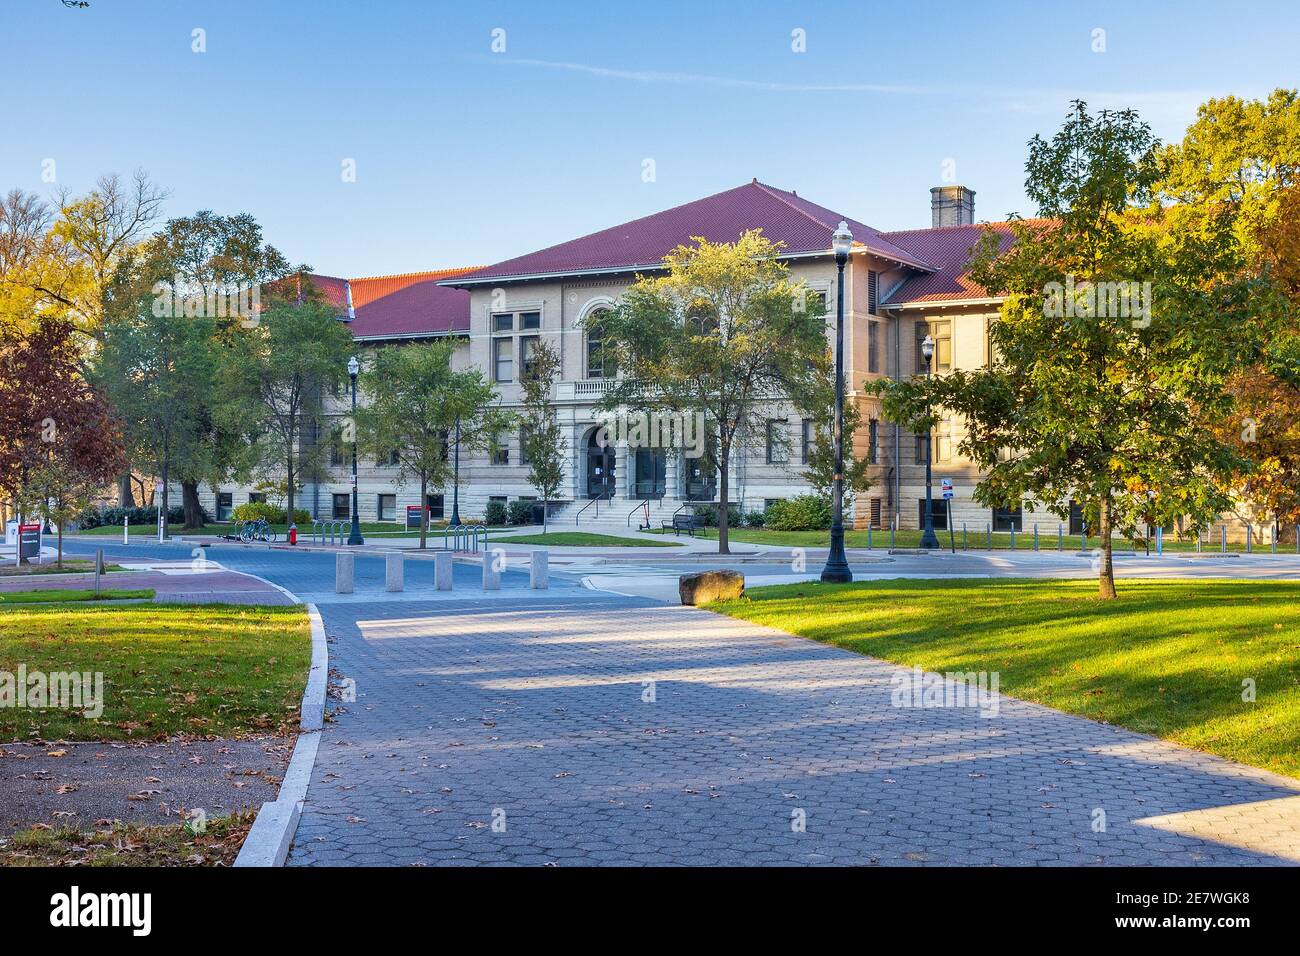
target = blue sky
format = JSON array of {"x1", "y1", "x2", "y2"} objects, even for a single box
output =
[{"x1": 2, "y1": 0, "x2": 1293, "y2": 276}]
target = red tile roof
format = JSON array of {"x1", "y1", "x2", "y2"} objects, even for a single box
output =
[
  {"x1": 881, "y1": 221, "x2": 1046, "y2": 305},
  {"x1": 295, "y1": 268, "x2": 477, "y2": 340},
  {"x1": 445, "y1": 181, "x2": 938, "y2": 285}
]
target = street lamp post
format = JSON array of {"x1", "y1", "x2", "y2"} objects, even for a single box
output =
[
  {"x1": 820, "y1": 222, "x2": 854, "y2": 584},
  {"x1": 919, "y1": 334, "x2": 941, "y2": 550},
  {"x1": 347, "y1": 355, "x2": 364, "y2": 546},
  {"x1": 449, "y1": 414, "x2": 462, "y2": 526}
]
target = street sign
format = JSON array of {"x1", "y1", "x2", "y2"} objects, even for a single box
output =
[
  {"x1": 941, "y1": 478, "x2": 954, "y2": 501},
  {"x1": 406, "y1": 505, "x2": 426, "y2": 530},
  {"x1": 18, "y1": 523, "x2": 40, "y2": 561}
]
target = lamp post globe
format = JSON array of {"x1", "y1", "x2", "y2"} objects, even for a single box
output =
[
  {"x1": 919, "y1": 334, "x2": 941, "y2": 550},
  {"x1": 820, "y1": 221, "x2": 854, "y2": 584},
  {"x1": 347, "y1": 355, "x2": 364, "y2": 546}
]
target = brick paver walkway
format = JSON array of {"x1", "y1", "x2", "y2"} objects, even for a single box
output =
[{"x1": 288, "y1": 597, "x2": 1300, "y2": 866}]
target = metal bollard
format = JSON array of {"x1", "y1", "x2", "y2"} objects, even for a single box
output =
[
  {"x1": 1033, "y1": 524, "x2": 1039, "y2": 551},
  {"x1": 435, "y1": 551, "x2": 453, "y2": 590},
  {"x1": 530, "y1": 550, "x2": 549, "y2": 589},
  {"x1": 986, "y1": 523, "x2": 991, "y2": 549},
  {"x1": 483, "y1": 548, "x2": 503, "y2": 590},
  {"x1": 1010, "y1": 526, "x2": 1016, "y2": 551},
  {"x1": 1247, "y1": 526, "x2": 1253, "y2": 554},
  {"x1": 1156, "y1": 526, "x2": 1163, "y2": 556},
  {"x1": 962, "y1": 522, "x2": 967, "y2": 550},
  {"x1": 335, "y1": 552, "x2": 355, "y2": 594},
  {"x1": 1221, "y1": 525, "x2": 1227, "y2": 553},
  {"x1": 123, "y1": 515, "x2": 129, "y2": 546},
  {"x1": 1272, "y1": 525, "x2": 1277, "y2": 554},
  {"x1": 385, "y1": 553, "x2": 404, "y2": 592},
  {"x1": 867, "y1": 527, "x2": 872, "y2": 550}
]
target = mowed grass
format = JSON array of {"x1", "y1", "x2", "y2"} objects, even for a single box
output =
[
  {"x1": 710, "y1": 578, "x2": 1300, "y2": 778},
  {"x1": 0, "y1": 603, "x2": 309, "y2": 741},
  {"x1": 0, "y1": 589, "x2": 153, "y2": 604},
  {"x1": 498, "y1": 531, "x2": 681, "y2": 547}
]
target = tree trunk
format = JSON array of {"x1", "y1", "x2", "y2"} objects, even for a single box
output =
[
  {"x1": 119, "y1": 473, "x2": 135, "y2": 508},
  {"x1": 1097, "y1": 495, "x2": 1117, "y2": 599},
  {"x1": 717, "y1": 446, "x2": 730, "y2": 555},
  {"x1": 419, "y1": 472, "x2": 428, "y2": 550},
  {"x1": 182, "y1": 480, "x2": 203, "y2": 530}
]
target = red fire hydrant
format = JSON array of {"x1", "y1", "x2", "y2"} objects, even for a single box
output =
[{"x1": 288, "y1": 523, "x2": 297, "y2": 546}]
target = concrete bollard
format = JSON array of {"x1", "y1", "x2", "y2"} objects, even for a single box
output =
[
  {"x1": 435, "y1": 551, "x2": 453, "y2": 590},
  {"x1": 530, "y1": 550, "x2": 549, "y2": 589},
  {"x1": 335, "y1": 552, "x2": 354, "y2": 594},
  {"x1": 483, "y1": 548, "x2": 503, "y2": 590},
  {"x1": 385, "y1": 553, "x2": 404, "y2": 592}
]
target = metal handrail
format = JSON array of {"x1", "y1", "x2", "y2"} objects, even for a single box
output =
[
  {"x1": 627, "y1": 499, "x2": 651, "y2": 528},
  {"x1": 574, "y1": 490, "x2": 611, "y2": 525}
]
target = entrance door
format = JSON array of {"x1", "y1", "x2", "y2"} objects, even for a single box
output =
[
  {"x1": 586, "y1": 431, "x2": 615, "y2": 498},
  {"x1": 634, "y1": 448, "x2": 666, "y2": 499}
]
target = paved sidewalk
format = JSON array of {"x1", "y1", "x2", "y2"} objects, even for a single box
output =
[
  {"x1": 0, "y1": 564, "x2": 295, "y2": 605},
  {"x1": 287, "y1": 597, "x2": 1300, "y2": 866}
]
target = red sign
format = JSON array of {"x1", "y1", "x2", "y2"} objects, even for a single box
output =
[{"x1": 18, "y1": 523, "x2": 39, "y2": 533}]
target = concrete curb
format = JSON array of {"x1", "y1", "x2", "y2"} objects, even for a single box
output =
[{"x1": 234, "y1": 601, "x2": 327, "y2": 867}]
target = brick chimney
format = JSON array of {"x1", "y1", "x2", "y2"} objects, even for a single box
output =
[{"x1": 930, "y1": 185, "x2": 976, "y2": 228}]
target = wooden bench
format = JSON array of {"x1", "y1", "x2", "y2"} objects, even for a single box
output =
[{"x1": 662, "y1": 513, "x2": 704, "y2": 537}]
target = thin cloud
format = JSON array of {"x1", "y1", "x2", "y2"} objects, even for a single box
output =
[{"x1": 486, "y1": 56, "x2": 1239, "y2": 124}]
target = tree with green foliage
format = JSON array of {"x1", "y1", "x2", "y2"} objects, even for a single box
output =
[
  {"x1": 1152, "y1": 90, "x2": 1300, "y2": 535},
  {"x1": 594, "y1": 230, "x2": 830, "y2": 553},
  {"x1": 519, "y1": 339, "x2": 565, "y2": 533},
  {"x1": 218, "y1": 295, "x2": 355, "y2": 524},
  {"x1": 802, "y1": 378, "x2": 872, "y2": 504},
  {"x1": 354, "y1": 340, "x2": 508, "y2": 548},
  {"x1": 872, "y1": 103, "x2": 1255, "y2": 598}
]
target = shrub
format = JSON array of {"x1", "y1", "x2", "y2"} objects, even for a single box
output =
[
  {"x1": 230, "y1": 502, "x2": 309, "y2": 525},
  {"x1": 76, "y1": 505, "x2": 197, "y2": 528},
  {"x1": 765, "y1": 495, "x2": 833, "y2": 531},
  {"x1": 507, "y1": 500, "x2": 535, "y2": 525},
  {"x1": 483, "y1": 500, "x2": 508, "y2": 526},
  {"x1": 691, "y1": 503, "x2": 743, "y2": 528},
  {"x1": 744, "y1": 510, "x2": 766, "y2": 528}
]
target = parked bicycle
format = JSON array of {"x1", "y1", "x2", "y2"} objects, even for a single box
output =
[{"x1": 238, "y1": 518, "x2": 275, "y2": 542}]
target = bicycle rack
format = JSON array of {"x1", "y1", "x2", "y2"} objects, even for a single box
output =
[{"x1": 443, "y1": 524, "x2": 486, "y2": 553}]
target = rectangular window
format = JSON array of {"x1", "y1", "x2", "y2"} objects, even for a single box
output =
[
  {"x1": 867, "y1": 270, "x2": 878, "y2": 314},
  {"x1": 493, "y1": 336, "x2": 513, "y2": 382},
  {"x1": 492, "y1": 313, "x2": 513, "y2": 332},
  {"x1": 914, "y1": 432, "x2": 928, "y2": 465},
  {"x1": 329, "y1": 444, "x2": 344, "y2": 467},
  {"x1": 426, "y1": 494, "x2": 445, "y2": 520},
  {"x1": 993, "y1": 505, "x2": 1024, "y2": 532},
  {"x1": 917, "y1": 319, "x2": 953, "y2": 373},
  {"x1": 868, "y1": 319, "x2": 880, "y2": 374},
  {"x1": 385, "y1": 449, "x2": 400, "y2": 466},
  {"x1": 377, "y1": 494, "x2": 396, "y2": 522},
  {"x1": 490, "y1": 432, "x2": 508, "y2": 465},
  {"x1": 766, "y1": 420, "x2": 788, "y2": 464},
  {"x1": 332, "y1": 493, "x2": 350, "y2": 519},
  {"x1": 869, "y1": 497, "x2": 882, "y2": 529},
  {"x1": 520, "y1": 335, "x2": 538, "y2": 377},
  {"x1": 216, "y1": 492, "x2": 233, "y2": 521},
  {"x1": 247, "y1": 492, "x2": 266, "y2": 505},
  {"x1": 800, "y1": 419, "x2": 812, "y2": 464},
  {"x1": 868, "y1": 419, "x2": 879, "y2": 464},
  {"x1": 519, "y1": 426, "x2": 532, "y2": 465},
  {"x1": 520, "y1": 311, "x2": 540, "y2": 330},
  {"x1": 919, "y1": 498, "x2": 950, "y2": 531}
]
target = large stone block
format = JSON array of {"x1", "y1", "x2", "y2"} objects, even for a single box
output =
[
  {"x1": 385, "y1": 553, "x2": 404, "y2": 592},
  {"x1": 335, "y1": 552, "x2": 354, "y2": 594},
  {"x1": 678, "y1": 569, "x2": 744, "y2": 605},
  {"x1": 530, "y1": 550, "x2": 548, "y2": 589},
  {"x1": 434, "y1": 551, "x2": 453, "y2": 590}
]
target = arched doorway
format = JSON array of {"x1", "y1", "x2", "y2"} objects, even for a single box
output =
[{"x1": 586, "y1": 429, "x2": 616, "y2": 498}]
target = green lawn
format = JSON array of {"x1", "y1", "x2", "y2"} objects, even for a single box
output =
[
  {"x1": 0, "y1": 603, "x2": 309, "y2": 741},
  {"x1": 656, "y1": 526, "x2": 1286, "y2": 553},
  {"x1": 497, "y1": 531, "x2": 681, "y2": 547},
  {"x1": 0, "y1": 588, "x2": 153, "y2": 604},
  {"x1": 710, "y1": 578, "x2": 1300, "y2": 778},
  {"x1": 0, "y1": 559, "x2": 125, "y2": 576}
]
